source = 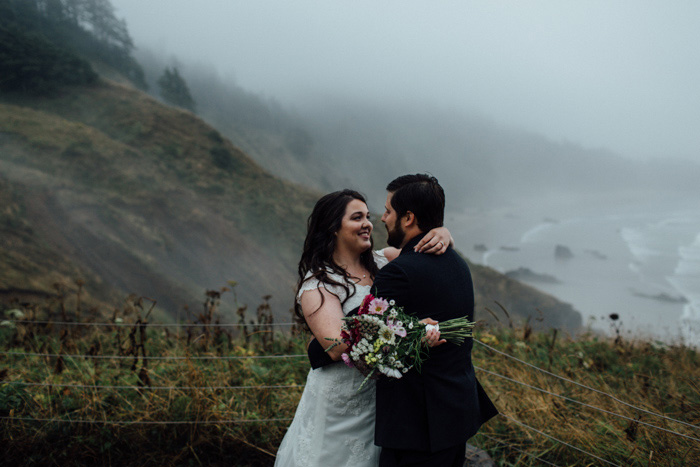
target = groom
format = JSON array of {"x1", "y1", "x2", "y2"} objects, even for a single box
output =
[{"x1": 311, "y1": 174, "x2": 497, "y2": 466}]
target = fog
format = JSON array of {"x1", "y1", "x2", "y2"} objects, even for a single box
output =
[
  {"x1": 112, "y1": 0, "x2": 700, "y2": 162},
  {"x1": 107, "y1": 1, "x2": 700, "y2": 341}
]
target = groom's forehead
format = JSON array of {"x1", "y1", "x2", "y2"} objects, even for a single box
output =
[{"x1": 384, "y1": 191, "x2": 394, "y2": 208}]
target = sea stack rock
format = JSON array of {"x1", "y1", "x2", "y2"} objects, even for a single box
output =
[
  {"x1": 555, "y1": 245, "x2": 574, "y2": 260},
  {"x1": 505, "y1": 267, "x2": 560, "y2": 284}
]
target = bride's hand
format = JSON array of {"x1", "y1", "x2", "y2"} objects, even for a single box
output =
[{"x1": 415, "y1": 226, "x2": 454, "y2": 255}]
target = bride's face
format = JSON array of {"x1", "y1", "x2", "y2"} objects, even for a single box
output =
[{"x1": 335, "y1": 199, "x2": 373, "y2": 254}]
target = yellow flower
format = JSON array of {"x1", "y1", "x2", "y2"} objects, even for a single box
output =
[{"x1": 480, "y1": 333, "x2": 499, "y2": 345}]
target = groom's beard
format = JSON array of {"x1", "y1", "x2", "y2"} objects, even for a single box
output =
[{"x1": 386, "y1": 222, "x2": 405, "y2": 249}]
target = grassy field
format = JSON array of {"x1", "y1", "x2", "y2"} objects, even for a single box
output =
[{"x1": 1, "y1": 287, "x2": 699, "y2": 466}]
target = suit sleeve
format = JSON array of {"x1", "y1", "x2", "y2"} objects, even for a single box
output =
[{"x1": 307, "y1": 337, "x2": 338, "y2": 369}]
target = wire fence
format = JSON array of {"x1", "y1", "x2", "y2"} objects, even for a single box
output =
[
  {"x1": 473, "y1": 338, "x2": 700, "y2": 432},
  {"x1": 498, "y1": 413, "x2": 622, "y2": 467},
  {"x1": 2, "y1": 319, "x2": 699, "y2": 465},
  {"x1": 473, "y1": 366, "x2": 700, "y2": 443}
]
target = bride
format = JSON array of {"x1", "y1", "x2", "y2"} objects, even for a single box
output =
[{"x1": 275, "y1": 189, "x2": 452, "y2": 467}]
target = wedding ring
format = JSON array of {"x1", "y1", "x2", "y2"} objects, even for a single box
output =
[{"x1": 438, "y1": 241, "x2": 444, "y2": 248}]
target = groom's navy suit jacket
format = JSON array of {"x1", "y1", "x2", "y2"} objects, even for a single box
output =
[{"x1": 309, "y1": 234, "x2": 498, "y2": 453}]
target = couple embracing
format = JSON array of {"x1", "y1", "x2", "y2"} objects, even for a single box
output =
[{"x1": 275, "y1": 174, "x2": 497, "y2": 467}]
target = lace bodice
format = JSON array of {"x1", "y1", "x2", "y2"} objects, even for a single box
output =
[{"x1": 296, "y1": 249, "x2": 389, "y2": 314}]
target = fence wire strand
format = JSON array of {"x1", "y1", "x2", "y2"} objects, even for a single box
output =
[
  {"x1": 1, "y1": 351, "x2": 306, "y2": 361},
  {"x1": 3, "y1": 381, "x2": 305, "y2": 391},
  {"x1": 0, "y1": 415, "x2": 293, "y2": 425},
  {"x1": 9, "y1": 320, "x2": 296, "y2": 328}
]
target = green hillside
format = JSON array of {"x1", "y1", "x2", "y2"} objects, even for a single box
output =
[
  {"x1": 0, "y1": 80, "x2": 318, "y2": 316},
  {"x1": 0, "y1": 77, "x2": 580, "y2": 328}
]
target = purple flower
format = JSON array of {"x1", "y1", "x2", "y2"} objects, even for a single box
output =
[{"x1": 388, "y1": 321, "x2": 407, "y2": 338}]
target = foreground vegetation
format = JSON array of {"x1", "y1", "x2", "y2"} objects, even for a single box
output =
[{"x1": 1, "y1": 287, "x2": 698, "y2": 466}]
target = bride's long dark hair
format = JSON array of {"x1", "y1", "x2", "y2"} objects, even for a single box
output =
[{"x1": 294, "y1": 189, "x2": 379, "y2": 327}]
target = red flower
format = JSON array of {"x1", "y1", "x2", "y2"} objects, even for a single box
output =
[{"x1": 358, "y1": 293, "x2": 375, "y2": 315}]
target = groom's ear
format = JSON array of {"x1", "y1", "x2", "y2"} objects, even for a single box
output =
[{"x1": 403, "y1": 211, "x2": 416, "y2": 227}]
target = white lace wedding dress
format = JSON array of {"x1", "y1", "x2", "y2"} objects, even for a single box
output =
[{"x1": 274, "y1": 251, "x2": 389, "y2": 467}]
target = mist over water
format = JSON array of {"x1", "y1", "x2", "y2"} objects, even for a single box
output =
[
  {"x1": 102, "y1": 1, "x2": 700, "y2": 342},
  {"x1": 451, "y1": 192, "x2": 700, "y2": 345}
]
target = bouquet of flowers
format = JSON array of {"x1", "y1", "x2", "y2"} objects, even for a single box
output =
[{"x1": 328, "y1": 294, "x2": 475, "y2": 391}]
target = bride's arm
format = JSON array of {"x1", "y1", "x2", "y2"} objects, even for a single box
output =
[
  {"x1": 300, "y1": 287, "x2": 347, "y2": 361},
  {"x1": 382, "y1": 226, "x2": 454, "y2": 261}
]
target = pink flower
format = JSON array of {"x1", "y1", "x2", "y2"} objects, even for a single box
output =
[
  {"x1": 368, "y1": 298, "x2": 389, "y2": 315},
  {"x1": 341, "y1": 353, "x2": 354, "y2": 367}
]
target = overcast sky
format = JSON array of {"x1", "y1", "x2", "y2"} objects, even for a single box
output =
[{"x1": 111, "y1": 0, "x2": 700, "y2": 162}]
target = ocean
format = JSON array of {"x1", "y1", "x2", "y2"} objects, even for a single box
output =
[{"x1": 449, "y1": 192, "x2": 700, "y2": 345}]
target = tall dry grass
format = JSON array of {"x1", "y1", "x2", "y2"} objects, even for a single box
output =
[
  {"x1": 472, "y1": 323, "x2": 699, "y2": 466},
  {"x1": 1, "y1": 285, "x2": 698, "y2": 466}
]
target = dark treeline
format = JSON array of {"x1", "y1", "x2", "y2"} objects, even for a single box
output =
[
  {"x1": 133, "y1": 49, "x2": 327, "y2": 190},
  {"x1": 0, "y1": 0, "x2": 145, "y2": 94},
  {"x1": 156, "y1": 66, "x2": 195, "y2": 112}
]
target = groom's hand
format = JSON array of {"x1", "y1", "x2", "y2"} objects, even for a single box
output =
[{"x1": 420, "y1": 318, "x2": 446, "y2": 347}]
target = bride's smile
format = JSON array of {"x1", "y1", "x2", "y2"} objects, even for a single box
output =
[{"x1": 335, "y1": 199, "x2": 373, "y2": 254}]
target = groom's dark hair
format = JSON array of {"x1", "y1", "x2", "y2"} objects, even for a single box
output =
[{"x1": 386, "y1": 174, "x2": 445, "y2": 232}]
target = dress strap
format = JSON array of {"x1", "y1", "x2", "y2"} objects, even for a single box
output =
[{"x1": 296, "y1": 272, "x2": 349, "y2": 304}]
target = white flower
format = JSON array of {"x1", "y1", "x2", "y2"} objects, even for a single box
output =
[
  {"x1": 408, "y1": 322, "x2": 414, "y2": 330},
  {"x1": 378, "y1": 324, "x2": 397, "y2": 344},
  {"x1": 5, "y1": 309, "x2": 24, "y2": 319},
  {"x1": 389, "y1": 300, "x2": 395, "y2": 306},
  {"x1": 377, "y1": 363, "x2": 403, "y2": 379}
]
